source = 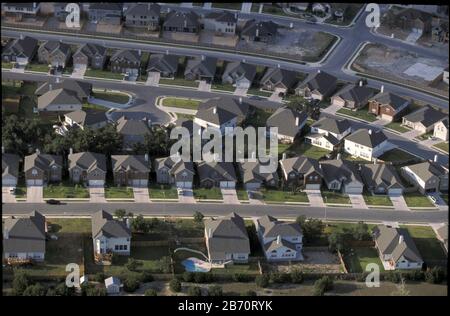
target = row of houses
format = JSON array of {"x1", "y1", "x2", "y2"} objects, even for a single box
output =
[{"x1": 3, "y1": 210, "x2": 430, "y2": 271}]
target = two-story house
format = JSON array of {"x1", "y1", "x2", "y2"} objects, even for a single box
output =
[
  {"x1": 260, "y1": 68, "x2": 299, "y2": 95},
  {"x1": 240, "y1": 19, "x2": 278, "y2": 43},
  {"x1": 401, "y1": 159, "x2": 449, "y2": 193},
  {"x1": 124, "y1": 3, "x2": 161, "y2": 31},
  {"x1": 237, "y1": 160, "x2": 279, "y2": 190},
  {"x1": 221, "y1": 61, "x2": 257, "y2": 89},
  {"x1": 3, "y1": 2, "x2": 41, "y2": 21},
  {"x1": 37, "y1": 40, "x2": 72, "y2": 68},
  {"x1": 116, "y1": 116, "x2": 151, "y2": 150},
  {"x1": 88, "y1": 3, "x2": 123, "y2": 25},
  {"x1": 147, "y1": 54, "x2": 179, "y2": 78},
  {"x1": 319, "y1": 159, "x2": 364, "y2": 194},
  {"x1": 344, "y1": 129, "x2": 390, "y2": 161},
  {"x1": 184, "y1": 56, "x2": 217, "y2": 82},
  {"x1": 202, "y1": 11, "x2": 237, "y2": 36},
  {"x1": 37, "y1": 88, "x2": 82, "y2": 112},
  {"x1": 91, "y1": 210, "x2": 131, "y2": 256},
  {"x1": 162, "y1": 10, "x2": 200, "y2": 33},
  {"x1": 24, "y1": 151, "x2": 63, "y2": 185},
  {"x1": 368, "y1": 89, "x2": 410, "y2": 122},
  {"x1": 279, "y1": 156, "x2": 323, "y2": 190},
  {"x1": 266, "y1": 106, "x2": 308, "y2": 143},
  {"x1": 331, "y1": 83, "x2": 377, "y2": 110},
  {"x1": 360, "y1": 164, "x2": 405, "y2": 195},
  {"x1": 194, "y1": 106, "x2": 237, "y2": 135},
  {"x1": 111, "y1": 154, "x2": 151, "y2": 187},
  {"x1": 68, "y1": 151, "x2": 107, "y2": 186},
  {"x1": 73, "y1": 43, "x2": 107, "y2": 70},
  {"x1": 2, "y1": 36, "x2": 38, "y2": 65},
  {"x1": 196, "y1": 161, "x2": 237, "y2": 188},
  {"x1": 154, "y1": 156, "x2": 195, "y2": 189},
  {"x1": 110, "y1": 49, "x2": 141, "y2": 77},
  {"x1": 402, "y1": 105, "x2": 448, "y2": 134},
  {"x1": 433, "y1": 118, "x2": 449, "y2": 141},
  {"x1": 295, "y1": 70, "x2": 338, "y2": 101},
  {"x1": 305, "y1": 117, "x2": 352, "y2": 151}
]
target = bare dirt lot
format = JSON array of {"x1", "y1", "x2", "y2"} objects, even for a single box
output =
[{"x1": 352, "y1": 43, "x2": 449, "y2": 96}]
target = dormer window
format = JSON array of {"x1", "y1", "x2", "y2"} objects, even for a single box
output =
[{"x1": 32, "y1": 169, "x2": 38, "y2": 176}]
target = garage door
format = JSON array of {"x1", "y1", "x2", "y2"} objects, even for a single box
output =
[
  {"x1": 176, "y1": 182, "x2": 192, "y2": 189},
  {"x1": 305, "y1": 184, "x2": 321, "y2": 190},
  {"x1": 89, "y1": 180, "x2": 104, "y2": 186},
  {"x1": 344, "y1": 186, "x2": 362, "y2": 194},
  {"x1": 27, "y1": 179, "x2": 43, "y2": 186},
  {"x1": 388, "y1": 188, "x2": 403, "y2": 196},
  {"x1": 245, "y1": 183, "x2": 260, "y2": 191},
  {"x1": 2, "y1": 178, "x2": 17, "y2": 186},
  {"x1": 220, "y1": 181, "x2": 235, "y2": 188},
  {"x1": 381, "y1": 114, "x2": 393, "y2": 121},
  {"x1": 139, "y1": 179, "x2": 148, "y2": 187}
]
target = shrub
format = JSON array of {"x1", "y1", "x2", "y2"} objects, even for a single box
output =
[
  {"x1": 125, "y1": 258, "x2": 141, "y2": 272},
  {"x1": 243, "y1": 290, "x2": 257, "y2": 296},
  {"x1": 405, "y1": 270, "x2": 424, "y2": 282},
  {"x1": 83, "y1": 284, "x2": 107, "y2": 296},
  {"x1": 46, "y1": 288, "x2": 57, "y2": 296},
  {"x1": 123, "y1": 275, "x2": 141, "y2": 293},
  {"x1": 55, "y1": 282, "x2": 75, "y2": 296},
  {"x1": 193, "y1": 211, "x2": 204, "y2": 223},
  {"x1": 23, "y1": 283, "x2": 46, "y2": 296},
  {"x1": 170, "y1": 279, "x2": 182, "y2": 292},
  {"x1": 232, "y1": 273, "x2": 252, "y2": 282},
  {"x1": 183, "y1": 272, "x2": 195, "y2": 282},
  {"x1": 140, "y1": 271, "x2": 154, "y2": 283},
  {"x1": 144, "y1": 289, "x2": 158, "y2": 296},
  {"x1": 384, "y1": 271, "x2": 402, "y2": 284},
  {"x1": 208, "y1": 285, "x2": 223, "y2": 296},
  {"x1": 290, "y1": 269, "x2": 304, "y2": 284},
  {"x1": 187, "y1": 286, "x2": 202, "y2": 296},
  {"x1": 425, "y1": 267, "x2": 446, "y2": 284},
  {"x1": 313, "y1": 276, "x2": 334, "y2": 296},
  {"x1": 255, "y1": 274, "x2": 270, "y2": 288},
  {"x1": 94, "y1": 272, "x2": 106, "y2": 283},
  {"x1": 158, "y1": 256, "x2": 172, "y2": 274},
  {"x1": 12, "y1": 271, "x2": 29, "y2": 296},
  {"x1": 194, "y1": 272, "x2": 213, "y2": 283},
  {"x1": 270, "y1": 272, "x2": 291, "y2": 284}
]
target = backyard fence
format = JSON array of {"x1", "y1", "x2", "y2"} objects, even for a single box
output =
[{"x1": 337, "y1": 250, "x2": 348, "y2": 274}]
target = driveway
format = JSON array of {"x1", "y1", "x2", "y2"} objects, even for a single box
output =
[
  {"x1": 221, "y1": 188, "x2": 240, "y2": 204},
  {"x1": 348, "y1": 194, "x2": 368, "y2": 209},
  {"x1": 133, "y1": 187, "x2": 151, "y2": 203},
  {"x1": 26, "y1": 186, "x2": 43, "y2": 203},
  {"x1": 71, "y1": 65, "x2": 86, "y2": 78},
  {"x1": 322, "y1": 102, "x2": 342, "y2": 115},
  {"x1": 389, "y1": 194, "x2": 410, "y2": 211},
  {"x1": 178, "y1": 188, "x2": 196, "y2": 204},
  {"x1": 426, "y1": 192, "x2": 448, "y2": 211},
  {"x1": 268, "y1": 92, "x2": 283, "y2": 103},
  {"x1": 198, "y1": 80, "x2": 211, "y2": 92},
  {"x1": 145, "y1": 71, "x2": 160, "y2": 86},
  {"x1": 233, "y1": 87, "x2": 248, "y2": 96},
  {"x1": 2, "y1": 187, "x2": 17, "y2": 203},
  {"x1": 247, "y1": 190, "x2": 264, "y2": 205},
  {"x1": 402, "y1": 129, "x2": 422, "y2": 140},
  {"x1": 89, "y1": 187, "x2": 106, "y2": 202},
  {"x1": 304, "y1": 189, "x2": 325, "y2": 207}
]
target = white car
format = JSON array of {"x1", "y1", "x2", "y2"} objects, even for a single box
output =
[
  {"x1": 177, "y1": 188, "x2": 184, "y2": 196},
  {"x1": 429, "y1": 195, "x2": 437, "y2": 203}
]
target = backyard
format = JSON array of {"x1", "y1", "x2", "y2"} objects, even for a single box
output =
[
  {"x1": 343, "y1": 247, "x2": 385, "y2": 273},
  {"x1": 281, "y1": 142, "x2": 331, "y2": 160},
  {"x1": 43, "y1": 182, "x2": 89, "y2": 199},
  {"x1": 379, "y1": 148, "x2": 419, "y2": 163}
]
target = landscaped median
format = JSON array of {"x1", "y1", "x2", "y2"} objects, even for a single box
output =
[
  {"x1": 158, "y1": 97, "x2": 202, "y2": 111},
  {"x1": 91, "y1": 90, "x2": 130, "y2": 105}
]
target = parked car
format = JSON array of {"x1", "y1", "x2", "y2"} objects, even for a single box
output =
[
  {"x1": 46, "y1": 199, "x2": 61, "y2": 205},
  {"x1": 429, "y1": 195, "x2": 437, "y2": 203},
  {"x1": 9, "y1": 188, "x2": 15, "y2": 195},
  {"x1": 177, "y1": 188, "x2": 184, "y2": 196}
]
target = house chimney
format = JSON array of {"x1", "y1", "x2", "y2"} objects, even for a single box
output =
[
  {"x1": 277, "y1": 63, "x2": 280, "y2": 68},
  {"x1": 138, "y1": 49, "x2": 141, "y2": 56},
  {"x1": 213, "y1": 106, "x2": 217, "y2": 114},
  {"x1": 295, "y1": 117, "x2": 300, "y2": 126},
  {"x1": 277, "y1": 235, "x2": 281, "y2": 245},
  {"x1": 49, "y1": 84, "x2": 53, "y2": 91},
  {"x1": 3, "y1": 228, "x2": 9, "y2": 240},
  {"x1": 255, "y1": 27, "x2": 259, "y2": 38},
  {"x1": 201, "y1": 55, "x2": 205, "y2": 61},
  {"x1": 1, "y1": 146, "x2": 4, "y2": 154},
  {"x1": 56, "y1": 77, "x2": 60, "y2": 83},
  {"x1": 238, "y1": 97, "x2": 242, "y2": 104},
  {"x1": 20, "y1": 34, "x2": 24, "y2": 40},
  {"x1": 282, "y1": 152, "x2": 286, "y2": 160},
  {"x1": 317, "y1": 69, "x2": 321, "y2": 74},
  {"x1": 359, "y1": 80, "x2": 363, "y2": 87},
  {"x1": 434, "y1": 154, "x2": 438, "y2": 163},
  {"x1": 380, "y1": 85, "x2": 384, "y2": 93},
  {"x1": 337, "y1": 153, "x2": 341, "y2": 160},
  {"x1": 368, "y1": 129, "x2": 372, "y2": 135},
  {"x1": 166, "y1": 49, "x2": 169, "y2": 55},
  {"x1": 289, "y1": 22, "x2": 293, "y2": 28},
  {"x1": 144, "y1": 153, "x2": 149, "y2": 162},
  {"x1": 69, "y1": 147, "x2": 73, "y2": 155},
  {"x1": 208, "y1": 228, "x2": 212, "y2": 238},
  {"x1": 399, "y1": 235, "x2": 404, "y2": 244},
  {"x1": 36, "y1": 148, "x2": 40, "y2": 155}
]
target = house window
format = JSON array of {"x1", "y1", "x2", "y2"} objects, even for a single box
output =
[
  {"x1": 115, "y1": 245, "x2": 119, "y2": 250},
  {"x1": 32, "y1": 169, "x2": 38, "y2": 176}
]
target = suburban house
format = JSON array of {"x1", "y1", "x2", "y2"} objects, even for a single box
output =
[
  {"x1": 184, "y1": 56, "x2": 217, "y2": 82},
  {"x1": 344, "y1": 129, "x2": 390, "y2": 161},
  {"x1": 68, "y1": 151, "x2": 107, "y2": 186},
  {"x1": 266, "y1": 106, "x2": 308, "y2": 143},
  {"x1": 402, "y1": 105, "x2": 448, "y2": 134},
  {"x1": 37, "y1": 88, "x2": 82, "y2": 112},
  {"x1": 146, "y1": 54, "x2": 179, "y2": 78},
  {"x1": 433, "y1": 118, "x2": 449, "y2": 141},
  {"x1": 256, "y1": 215, "x2": 303, "y2": 261},
  {"x1": 105, "y1": 277, "x2": 121, "y2": 294},
  {"x1": 91, "y1": 210, "x2": 131, "y2": 256},
  {"x1": 368, "y1": 90, "x2": 410, "y2": 122},
  {"x1": 2, "y1": 152, "x2": 20, "y2": 187},
  {"x1": 319, "y1": 159, "x2": 364, "y2": 194},
  {"x1": 111, "y1": 155, "x2": 151, "y2": 187},
  {"x1": 204, "y1": 212, "x2": 250, "y2": 264},
  {"x1": 61, "y1": 109, "x2": 109, "y2": 133},
  {"x1": 154, "y1": 156, "x2": 195, "y2": 189},
  {"x1": 260, "y1": 68, "x2": 299, "y2": 94},
  {"x1": 305, "y1": 117, "x2": 352, "y2": 150},
  {"x1": 360, "y1": 164, "x2": 405, "y2": 195},
  {"x1": 73, "y1": 43, "x2": 107, "y2": 70},
  {"x1": 3, "y1": 2, "x2": 41, "y2": 21},
  {"x1": 241, "y1": 19, "x2": 278, "y2": 43},
  {"x1": 197, "y1": 97, "x2": 251, "y2": 124},
  {"x1": 435, "y1": 224, "x2": 448, "y2": 253},
  {"x1": 221, "y1": 61, "x2": 257, "y2": 89},
  {"x1": 24, "y1": 151, "x2": 63, "y2": 185},
  {"x1": 202, "y1": 11, "x2": 237, "y2": 36},
  {"x1": 196, "y1": 161, "x2": 237, "y2": 188},
  {"x1": 37, "y1": 40, "x2": 72, "y2": 68},
  {"x1": 194, "y1": 106, "x2": 237, "y2": 135},
  {"x1": 401, "y1": 160, "x2": 449, "y2": 193},
  {"x1": 279, "y1": 156, "x2": 323, "y2": 190},
  {"x1": 2, "y1": 36, "x2": 38, "y2": 65},
  {"x1": 162, "y1": 10, "x2": 200, "y2": 33},
  {"x1": 295, "y1": 70, "x2": 338, "y2": 101},
  {"x1": 110, "y1": 49, "x2": 141, "y2": 76},
  {"x1": 35, "y1": 79, "x2": 92, "y2": 102},
  {"x1": 3, "y1": 211, "x2": 46, "y2": 262},
  {"x1": 124, "y1": 3, "x2": 161, "y2": 31},
  {"x1": 373, "y1": 225, "x2": 423, "y2": 270},
  {"x1": 331, "y1": 83, "x2": 377, "y2": 110},
  {"x1": 237, "y1": 160, "x2": 279, "y2": 190},
  {"x1": 88, "y1": 3, "x2": 123, "y2": 25},
  {"x1": 116, "y1": 116, "x2": 151, "y2": 150}
]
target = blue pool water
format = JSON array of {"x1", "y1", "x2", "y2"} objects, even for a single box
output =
[{"x1": 181, "y1": 259, "x2": 209, "y2": 272}]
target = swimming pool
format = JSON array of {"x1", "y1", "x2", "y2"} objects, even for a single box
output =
[{"x1": 181, "y1": 257, "x2": 210, "y2": 272}]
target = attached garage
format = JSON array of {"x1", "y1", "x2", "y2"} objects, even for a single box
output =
[
  {"x1": 176, "y1": 182, "x2": 192, "y2": 189},
  {"x1": 27, "y1": 179, "x2": 43, "y2": 186},
  {"x1": 131, "y1": 179, "x2": 148, "y2": 187},
  {"x1": 2, "y1": 176, "x2": 17, "y2": 187},
  {"x1": 244, "y1": 182, "x2": 261, "y2": 191},
  {"x1": 305, "y1": 183, "x2": 321, "y2": 190},
  {"x1": 387, "y1": 188, "x2": 403, "y2": 195},
  {"x1": 343, "y1": 182, "x2": 363, "y2": 194},
  {"x1": 89, "y1": 180, "x2": 105, "y2": 186},
  {"x1": 331, "y1": 97, "x2": 345, "y2": 107},
  {"x1": 220, "y1": 181, "x2": 235, "y2": 188},
  {"x1": 381, "y1": 114, "x2": 394, "y2": 122}
]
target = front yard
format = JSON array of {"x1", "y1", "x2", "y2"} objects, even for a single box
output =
[
  {"x1": 161, "y1": 97, "x2": 202, "y2": 110},
  {"x1": 261, "y1": 188, "x2": 309, "y2": 203},
  {"x1": 247, "y1": 87, "x2": 272, "y2": 97},
  {"x1": 211, "y1": 82, "x2": 235, "y2": 92},
  {"x1": 2, "y1": 62, "x2": 13, "y2": 69},
  {"x1": 43, "y1": 183, "x2": 89, "y2": 198},
  {"x1": 104, "y1": 186, "x2": 134, "y2": 198},
  {"x1": 385, "y1": 122, "x2": 412, "y2": 133},
  {"x1": 433, "y1": 142, "x2": 449, "y2": 153},
  {"x1": 236, "y1": 189, "x2": 249, "y2": 201},
  {"x1": 159, "y1": 78, "x2": 199, "y2": 88},
  {"x1": 337, "y1": 106, "x2": 377, "y2": 122},
  {"x1": 85, "y1": 69, "x2": 124, "y2": 80},
  {"x1": 25, "y1": 63, "x2": 49, "y2": 73},
  {"x1": 363, "y1": 194, "x2": 393, "y2": 206},
  {"x1": 148, "y1": 184, "x2": 178, "y2": 199},
  {"x1": 403, "y1": 193, "x2": 435, "y2": 208},
  {"x1": 193, "y1": 187, "x2": 223, "y2": 200},
  {"x1": 321, "y1": 191, "x2": 351, "y2": 205}
]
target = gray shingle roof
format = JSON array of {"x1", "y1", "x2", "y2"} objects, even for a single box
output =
[
  {"x1": 373, "y1": 225, "x2": 423, "y2": 263},
  {"x1": 155, "y1": 156, "x2": 195, "y2": 176},
  {"x1": 360, "y1": 164, "x2": 404, "y2": 190},
  {"x1": 261, "y1": 68, "x2": 298, "y2": 89},
  {"x1": 195, "y1": 105, "x2": 237, "y2": 126},
  {"x1": 280, "y1": 156, "x2": 321, "y2": 177},
  {"x1": 68, "y1": 152, "x2": 107, "y2": 173},
  {"x1": 204, "y1": 11, "x2": 237, "y2": 23},
  {"x1": 110, "y1": 49, "x2": 141, "y2": 63},
  {"x1": 2, "y1": 36, "x2": 38, "y2": 59},
  {"x1": 198, "y1": 97, "x2": 250, "y2": 121},
  {"x1": 147, "y1": 54, "x2": 179, "y2": 73},
  {"x1": 319, "y1": 159, "x2": 362, "y2": 185},
  {"x1": 2, "y1": 153, "x2": 20, "y2": 179},
  {"x1": 403, "y1": 105, "x2": 447, "y2": 128},
  {"x1": 74, "y1": 43, "x2": 107, "y2": 60},
  {"x1": 370, "y1": 92, "x2": 409, "y2": 110},
  {"x1": 264, "y1": 237, "x2": 297, "y2": 252},
  {"x1": 333, "y1": 84, "x2": 377, "y2": 104},
  {"x1": 65, "y1": 109, "x2": 108, "y2": 127},
  {"x1": 238, "y1": 160, "x2": 279, "y2": 184},
  {"x1": 403, "y1": 161, "x2": 447, "y2": 182},
  {"x1": 24, "y1": 153, "x2": 62, "y2": 173},
  {"x1": 222, "y1": 61, "x2": 257, "y2": 83},
  {"x1": 3, "y1": 211, "x2": 46, "y2": 253},
  {"x1": 345, "y1": 129, "x2": 387, "y2": 148},
  {"x1": 91, "y1": 210, "x2": 131, "y2": 239},
  {"x1": 257, "y1": 215, "x2": 302, "y2": 239},
  {"x1": 163, "y1": 10, "x2": 199, "y2": 29},
  {"x1": 111, "y1": 155, "x2": 151, "y2": 173},
  {"x1": 35, "y1": 79, "x2": 92, "y2": 99},
  {"x1": 204, "y1": 212, "x2": 250, "y2": 261},
  {"x1": 185, "y1": 56, "x2": 217, "y2": 78},
  {"x1": 297, "y1": 71, "x2": 337, "y2": 95},
  {"x1": 40, "y1": 40, "x2": 71, "y2": 57},
  {"x1": 125, "y1": 3, "x2": 160, "y2": 16},
  {"x1": 311, "y1": 117, "x2": 351, "y2": 135},
  {"x1": 266, "y1": 106, "x2": 308, "y2": 138},
  {"x1": 116, "y1": 116, "x2": 150, "y2": 136},
  {"x1": 37, "y1": 88, "x2": 82, "y2": 110},
  {"x1": 197, "y1": 161, "x2": 237, "y2": 182},
  {"x1": 89, "y1": 3, "x2": 123, "y2": 11}
]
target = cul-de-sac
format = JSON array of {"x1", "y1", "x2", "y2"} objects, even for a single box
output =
[{"x1": 1, "y1": 2, "x2": 448, "y2": 297}]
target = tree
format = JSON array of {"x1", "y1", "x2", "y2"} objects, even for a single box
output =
[
  {"x1": 425, "y1": 267, "x2": 446, "y2": 284},
  {"x1": 290, "y1": 268, "x2": 304, "y2": 284},
  {"x1": 187, "y1": 286, "x2": 202, "y2": 296},
  {"x1": 328, "y1": 231, "x2": 347, "y2": 253},
  {"x1": 352, "y1": 221, "x2": 370, "y2": 241},
  {"x1": 158, "y1": 256, "x2": 172, "y2": 274},
  {"x1": 55, "y1": 282, "x2": 75, "y2": 296},
  {"x1": 125, "y1": 258, "x2": 141, "y2": 272},
  {"x1": 183, "y1": 272, "x2": 195, "y2": 282},
  {"x1": 131, "y1": 214, "x2": 148, "y2": 233},
  {"x1": 114, "y1": 209, "x2": 127, "y2": 220},
  {"x1": 144, "y1": 289, "x2": 158, "y2": 296},
  {"x1": 123, "y1": 275, "x2": 140, "y2": 293},
  {"x1": 140, "y1": 271, "x2": 154, "y2": 283},
  {"x1": 296, "y1": 216, "x2": 324, "y2": 243},
  {"x1": 255, "y1": 274, "x2": 270, "y2": 288},
  {"x1": 313, "y1": 276, "x2": 334, "y2": 296},
  {"x1": 208, "y1": 285, "x2": 223, "y2": 296},
  {"x1": 170, "y1": 279, "x2": 182, "y2": 293},
  {"x1": 83, "y1": 284, "x2": 107, "y2": 296},
  {"x1": 12, "y1": 271, "x2": 29, "y2": 296},
  {"x1": 94, "y1": 272, "x2": 106, "y2": 283},
  {"x1": 193, "y1": 211, "x2": 204, "y2": 223},
  {"x1": 22, "y1": 283, "x2": 46, "y2": 296}
]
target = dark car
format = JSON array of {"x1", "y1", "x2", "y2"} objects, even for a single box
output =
[{"x1": 46, "y1": 199, "x2": 61, "y2": 205}]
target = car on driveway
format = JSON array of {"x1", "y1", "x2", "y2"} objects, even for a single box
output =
[
  {"x1": 46, "y1": 199, "x2": 61, "y2": 205},
  {"x1": 177, "y1": 188, "x2": 184, "y2": 196},
  {"x1": 428, "y1": 195, "x2": 437, "y2": 203}
]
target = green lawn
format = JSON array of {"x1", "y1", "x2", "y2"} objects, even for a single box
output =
[
  {"x1": 13, "y1": 185, "x2": 27, "y2": 198},
  {"x1": 105, "y1": 186, "x2": 134, "y2": 198},
  {"x1": 363, "y1": 194, "x2": 393, "y2": 206},
  {"x1": 92, "y1": 91, "x2": 129, "y2": 104},
  {"x1": 236, "y1": 189, "x2": 249, "y2": 201},
  {"x1": 281, "y1": 142, "x2": 331, "y2": 160},
  {"x1": 385, "y1": 122, "x2": 412, "y2": 133},
  {"x1": 25, "y1": 63, "x2": 49, "y2": 73},
  {"x1": 159, "y1": 78, "x2": 199, "y2": 88},
  {"x1": 400, "y1": 225, "x2": 447, "y2": 265},
  {"x1": 85, "y1": 69, "x2": 124, "y2": 80},
  {"x1": 243, "y1": 108, "x2": 272, "y2": 128},
  {"x1": 322, "y1": 191, "x2": 351, "y2": 204},
  {"x1": 261, "y1": 188, "x2": 309, "y2": 203},
  {"x1": 193, "y1": 187, "x2": 223, "y2": 200},
  {"x1": 82, "y1": 102, "x2": 108, "y2": 112},
  {"x1": 247, "y1": 87, "x2": 272, "y2": 98},
  {"x1": 441, "y1": 194, "x2": 448, "y2": 205},
  {"x1": 433, "y1": 142, "x2": 449, "y2": 153},
  {"x1": 403, "y1": 193, "x2": 434, "y2": 208},
  {"x1": 148, "y1": 184, "x2": 178, "y2": 199},
  {"x1": 161, "y1": 97, "x2": 201, "y2": 110},
  {"x1": 415, "y1": 131, "x2": 434, "y2": 141},
  {"x1": 211, "y1": 82, "x2": 235, "y2": 92},
  {"x1": 43, "y1": 183, "x2": 89, "y2": 198},
  {"x1": 337, "y1": 106, "x2": 377, "y2": 122},
  {"x1": 47, "y1": 218, "x2": 91, "y2": 234},
  {"x1": 343, "y1": 247, "x2": 385, "y2": 273},
  {"x1": 378, "y1": 148, "x2": 418, "y2": 163},
  {"x1": 176, "y1": 113, "x2": 195, "y2": 120},
  {"x1": 211, "y1": 3, "x2": 242, "y2": 10},
  {"x1": 2, "y1": 62, "x2": 13, "y2": 69}
]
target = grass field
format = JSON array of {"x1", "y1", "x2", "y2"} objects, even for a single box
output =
[
  {"x1": 105, "y1": 186, "x2": 134, "y2": 198},
  {"x1": 85, "y1": 69, "x2": 124, "y2": 80},
  {"x1": 433, "y1": 142, "x2": 449, "y2": 153},
  {"x1": 193, "y1": 187, "x2": 223, "y2": 200},
  {"x1": 385, "y1": 122, "x2": 411, "y2": 133},
  {"x1": 363, "y1": 194, "x2": 393, "y2": 206},
  {"x1": 403, "y1": 193, "x2": 434, "y2": 208},
  {"x1": 82, "y1": 102, "x2": 108, "y2": 112},
  {"x1": 261, "y1": 189, "x2": 309, "y2": 203},
  {"x1": 148, "y1": 184, "x2": 178, "y2": 199},
  {"x1": 161, "y1": 97, "x2": 201, "y2": 110},
  {"x1": 43, "y1": 183, "x2": 89, "y2": 198},
  {"x1": 92, "y1": 91, "x2": 129, "y2": 104},
  {"x1": 236, "y1": 189, "x2": 249, "y2": 201},
  {"x1": 322, "y1": 191, "x2": 351, "y2": 204},
  {"x1": 379, "y1": 148, "x2": 418, "y2": 163},
  {"x1": 343, "y1": 247, "x2": 385, "y2": 273},
  {"x1": 337, "y1": 106, "x2": 377, "y2": 122},
  {"x1": 25, "y1": 63, "x2": 49, "y2": 73},
  {"x1": 159, "y1": 78, "x2": 199, "y2": 88}
]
